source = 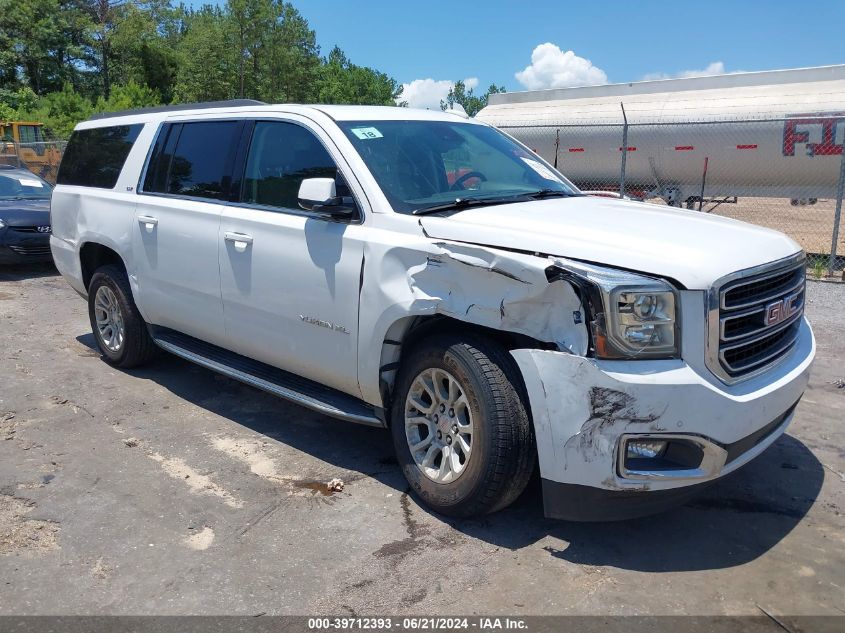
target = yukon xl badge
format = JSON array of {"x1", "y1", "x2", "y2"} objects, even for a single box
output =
[
  {"x1": 299, "y1": 315, "x2": 349, "y2": 334},
  {"x1": 764, "y1": 291, "x2": 802, "y2": 327}
]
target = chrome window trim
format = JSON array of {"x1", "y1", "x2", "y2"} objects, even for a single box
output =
[{"x1": 705, "y1": 251, "x2": 806, "y2": 385}]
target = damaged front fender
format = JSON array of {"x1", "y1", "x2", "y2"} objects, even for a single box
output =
[{"x1": 357, "y1": 235, "x2": 589, "y2": 405}]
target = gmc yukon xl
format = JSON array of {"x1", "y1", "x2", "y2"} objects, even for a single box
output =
[{"x1": 50, "y1": 101, "x2": 815, "y2": 520}]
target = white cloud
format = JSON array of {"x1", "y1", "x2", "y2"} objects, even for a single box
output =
[
  {"x1": 515, "y1": 43, "x2": 607, "y2": 90},
  {"x1": 642, "y1": 61, "x2": 729, "y2": 81},
  {"x1": 397, "y1": 78, "x2": 453, "y2": 109},
  {"x1": 397, "y1": 76, "x2": 483, "y2": 109}
]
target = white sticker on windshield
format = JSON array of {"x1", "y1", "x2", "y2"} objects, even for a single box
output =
[
  {"x1": 18, "y1": 178, "x2": 43, "y2": 187},
  {"x1": 520, "y1": 157, "x2": 562, "y2": 183},
  {"x1": 351, "y1": 126, "x2": 383, "y2": 140}
]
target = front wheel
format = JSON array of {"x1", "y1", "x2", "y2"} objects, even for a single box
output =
[
  {"x1": 391, "y1": 333, "x2": 536, "y2": 517},
  {"x1": 88, "y1": 265, "x2": 157, "y2": 368}
]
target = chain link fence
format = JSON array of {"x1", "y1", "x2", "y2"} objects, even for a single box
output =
[
  {"x1": 503, "y1": 116, "x2": 845, "y2": 277},
  {"x1": 0, "y1": 141, "x2": 67, "y2": 184}
]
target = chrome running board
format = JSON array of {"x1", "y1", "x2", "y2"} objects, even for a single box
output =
[{"x1": 150, "y1": 326, "x2": 385, "y2": 428}]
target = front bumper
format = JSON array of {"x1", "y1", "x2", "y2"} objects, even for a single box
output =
[
  {"x1": 0, "y1": 231, "x2": 53, "y2": 264},
  {"x1": 511, "y1": 316, "x2": 814, "y2": 521}
]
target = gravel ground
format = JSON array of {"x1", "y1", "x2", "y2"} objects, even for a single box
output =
[{"x1": 0, "y1": 264, "x2": 843, "y2": 617}]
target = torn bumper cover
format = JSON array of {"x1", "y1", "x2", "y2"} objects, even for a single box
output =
[{"x1": 511, "y1": 317, "x2": 814, "y2": 521}]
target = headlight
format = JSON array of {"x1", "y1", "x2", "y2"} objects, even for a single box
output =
[
  {"x1": 604, "y1": 286, "x2": 677, "y2": 357},
  {"x1": 0, "y1": 218, "x2": 6, "y2": 229},
  {"x1": 548, "y1": 258, "x2": 679, "y2": 359}
]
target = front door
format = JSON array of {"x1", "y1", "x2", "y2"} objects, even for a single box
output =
[{"x1": 219, "y1": 119, "x2": 365, "y2": 397}]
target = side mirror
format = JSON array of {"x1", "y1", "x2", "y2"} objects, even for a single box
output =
[{"x1": 298, "y1": 178, "x2": 355, "y2": 218}]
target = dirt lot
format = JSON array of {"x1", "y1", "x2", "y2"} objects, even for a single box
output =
[{"x1": 0, "y1": 263, "x2": 843, "y2": 616}]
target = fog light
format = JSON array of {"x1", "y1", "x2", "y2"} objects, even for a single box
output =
[{"x1": 626, "y1": 439, "x2": 667, "y2": 460}]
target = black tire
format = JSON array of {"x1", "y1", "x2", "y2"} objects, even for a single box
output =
[
  {"x1": 88, "y1": 264, "x2": 157, "y2": 368},
  {"x1": 391, "y1": 332, "x2": 536, "y2": 517}
]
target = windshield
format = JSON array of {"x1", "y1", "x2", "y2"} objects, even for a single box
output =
[
  {"x1": 338, "y1": 120, "x2": 579, "y2": 214},
  {"x1": 0, "y1": 173, "x2": 53, "y2": 200}
]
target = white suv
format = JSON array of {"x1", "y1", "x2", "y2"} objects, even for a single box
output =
[{"x1": 50, "y1": 101, "x2": 814, "y2": 521}]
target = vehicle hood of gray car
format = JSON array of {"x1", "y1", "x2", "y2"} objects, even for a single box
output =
[
  {"x1": 0, "y1": 199, "x2": 51, "y2": 226},
  {"x1": 418, "y1": 196, "x2": 802, "y2": 289}
]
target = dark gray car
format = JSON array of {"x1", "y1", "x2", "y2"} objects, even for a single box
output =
[{"x1": 0, "y1": 165, "x2": 53, "y2": 264}]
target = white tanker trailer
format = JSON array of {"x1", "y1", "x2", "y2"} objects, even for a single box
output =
[{"x1": 476, "y1": 65, "x2": 845, "y2": 208}]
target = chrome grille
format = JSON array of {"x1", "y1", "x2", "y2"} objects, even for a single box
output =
[{"x1": 707, "y1": 254, "x2": 806, "y2": 383}]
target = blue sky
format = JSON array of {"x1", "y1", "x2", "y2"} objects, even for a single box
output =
[{"x1": 198, "y1": 0, "x2": 845, "y2": 108}]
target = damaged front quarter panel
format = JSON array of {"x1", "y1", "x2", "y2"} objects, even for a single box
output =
[
  {"x1": 357, "y1": 233, "x2": 590, "y2": 405},
  {"x1": 418, "y1": 241, "x2": 590, "y2": 355}
]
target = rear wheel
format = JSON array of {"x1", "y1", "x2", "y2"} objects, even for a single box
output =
[
  {"x1": 391, "y1": 332, "x2": 535, "y2": 517},
  {"x1": 88, "y1": 265, "x2": 157, "y2": 368}
]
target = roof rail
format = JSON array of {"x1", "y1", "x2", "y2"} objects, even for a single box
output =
[{"x1": 88, "y1": 99, "x2": 267, "y2": 121}]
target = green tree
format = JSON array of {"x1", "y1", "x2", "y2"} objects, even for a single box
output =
[
  {"x1": 0, "y1": 86, "x2": 40, "y2": 115},
  {"x1": 259, "y1": 1, "x2": 320, "y2": 102},
  {"x1": 0, "y1": 0, "x2": 410, "y2": 132},
  {"x1": 173, "y1": 6, "x2": 237, "y2": 103},
  {"x1": 0, "y1": 0, "x2": 94, "y2": 94},
  {"x1": 90, "y1": 0, "x2": 125, "y2": 99},
  {"x1": 440, "y1": 81, "x2": 506, "y2": 117},
  {"x1": 26, "y1": 82, "x2": 93, "y2": 137},
  {"x1": 227, "y1": 0, "x2": 271, "y2": 98},
  {"x1": 93, "y1": 80, "x2": 159, "y2": 113},
  {"x1": 0, "y1": 101, "x2": 15, "y2": 122},
  {"x1": 109, "y1": 2, "x2": 179, "y2": 102},
  {"x1": 316, "y1": 46, "x2": 401, "y2": 106}
]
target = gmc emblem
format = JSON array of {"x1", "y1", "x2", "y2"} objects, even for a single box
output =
[{"x1": 764, "y1": 291, "x2": 802, "y2": 327}]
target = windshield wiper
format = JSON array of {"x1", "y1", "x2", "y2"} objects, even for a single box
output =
[
  {"x1": 523, "y1": 189, "x2": 580, "y2": 199},
  {"x1": 411, "y1": 189, "x2": 580, "y2": 216},
  {"x1": 411, "y1": 196, "x2": 525, "y2": 216}
]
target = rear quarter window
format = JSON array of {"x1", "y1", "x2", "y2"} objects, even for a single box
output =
[{"x1": 57, "y1": 124, "x2": 143, "y2": 189}]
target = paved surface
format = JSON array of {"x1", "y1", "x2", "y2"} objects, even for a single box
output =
[{"x1": 0, "y1": 263, "x2": 843, "y2": 616}]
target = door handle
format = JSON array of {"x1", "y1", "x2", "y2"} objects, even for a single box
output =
[
  {"x1": 138, "y1": 215, "x2": 158, "y2": 231},
  {"x1": 224, "y1": 231, "x2": 253, "y2": 251}
]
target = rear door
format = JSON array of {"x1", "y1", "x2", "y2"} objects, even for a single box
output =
[
  {"x1": 219, "y1": 117, "x2": 366, "y2": 396},
  {"x1": 132, "y1": 119, "x2": 244, "y2": 346}
]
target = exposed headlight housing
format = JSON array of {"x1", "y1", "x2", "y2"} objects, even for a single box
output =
[
  {"x1": 606, "y1": 287, "x2": 676, "y2": 357},
  {"x1": 547, "y1": 258, "x2": 680, "y2": 359}
]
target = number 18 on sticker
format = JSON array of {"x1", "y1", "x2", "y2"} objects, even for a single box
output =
[{"x1": 351, "y1": 127, "x2": 383, "y2": 140}]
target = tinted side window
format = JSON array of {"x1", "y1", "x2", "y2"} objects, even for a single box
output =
[
  {"x1": 163, "y1": 121, "x2": 240, "y2": 200},
  {"x1": 142, "y1": 123, "x2": 180, "y2": 194},
  {"x1": 242, "y1": 122, "x2": 338, "y2": 210},
  {"x1": 57, "y1": 124, "x2": 143, "y2": 188}
]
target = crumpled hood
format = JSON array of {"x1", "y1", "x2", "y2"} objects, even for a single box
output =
[{"x1": 419, "y1": 196, "x2": 802, "y2": 289}]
